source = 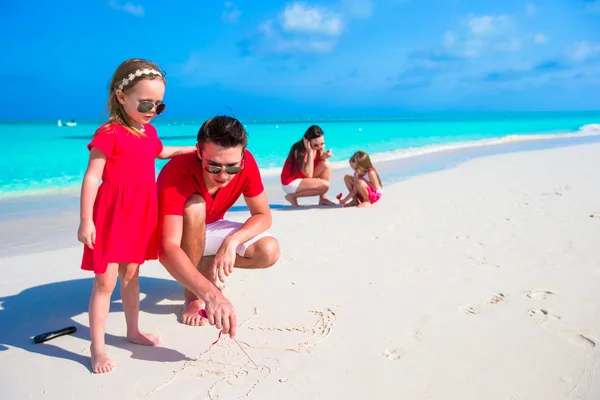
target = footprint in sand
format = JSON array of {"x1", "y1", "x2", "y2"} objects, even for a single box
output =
[
  {"x1": 527, "y1": 308, "x2": 561, "y2": 327},
  {"x1": 460, "y1": 293, "x2": 506, "y2": 315},
  {"x1": 382, "y1": 332, "x2": 420, "y2": 361},
  {"x1": 528, "y1": 313, "x2": 598, "y2": 359},
  {"x1": 561, "y1": 331, "x2": 596, "y2": 349},
  {"x1": 525, "y1": 296, "x2": 598, "y2": 353},
  {"x1": 542, "y1": 185, "x2": 570, "y2": 197},
  {"x1": 382, "y1": 348, "x2": 403, "y2": 360},
  {"x1": 525, "y1": 290, "x2": 556, "y2": 300}
]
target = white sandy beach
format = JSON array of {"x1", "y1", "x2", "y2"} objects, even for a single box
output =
[{"x1": 1, "y1": 142, "x2": 599, "y2": 399}]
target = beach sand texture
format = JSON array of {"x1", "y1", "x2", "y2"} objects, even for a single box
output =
[{"x1": 1, "y1": 143, "x2": 599, "y2": 399}]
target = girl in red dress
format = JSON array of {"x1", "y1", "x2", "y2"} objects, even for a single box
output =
[{"x1": 77, "y1": 58, "x2": 194, "y2": 374}]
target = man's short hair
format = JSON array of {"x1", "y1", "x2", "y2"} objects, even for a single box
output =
[{"x1": 197, "y1": 116, "x2": 248, "y2": 151}]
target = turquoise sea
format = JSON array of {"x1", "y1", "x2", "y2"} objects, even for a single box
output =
[{"x1": 1, "y1": 111, "x2": 599, "y2": 199}]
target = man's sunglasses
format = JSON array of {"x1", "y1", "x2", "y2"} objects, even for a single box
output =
[
  {"x1": 137, "y1": 101, "x2": 166, "y2": 115},
  {"x1": 198, "y1": 157, "x2": 244, "y2": 175}
]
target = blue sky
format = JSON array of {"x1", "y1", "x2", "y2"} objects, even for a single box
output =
[{"x1": 1, "y1": 0, "x2": 599, "y2": 118}]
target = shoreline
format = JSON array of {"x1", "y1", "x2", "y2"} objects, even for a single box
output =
[
  {"x1": 2, "y1": 134, "x2": 600, "y2": 258},
  {"x1": 1, "y1": 124, "x2": 599, "y2": 200}
]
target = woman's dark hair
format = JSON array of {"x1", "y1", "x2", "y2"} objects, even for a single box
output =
[
  {"x1": 286, "y1": 125, "x2": 324, "y2": 175},
  {"x1": 197, "y1": 116, "x2": 247, "y2": 151}
]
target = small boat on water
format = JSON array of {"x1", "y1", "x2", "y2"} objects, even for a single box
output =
[{"x1": 58, "y1": 119, "x2": 77, "y2": 127}]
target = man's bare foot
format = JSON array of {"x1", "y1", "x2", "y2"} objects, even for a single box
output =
[
  {"x1": 127, "y1": 331, "x2": 160, "y2": 346},
  {"x1": 181, "y1": 299, "x2": 209, "y2": 326},
  {"x1": 91, "y1": 346, "x2": 115, "y2": 374},
  {"x1": 285, "y1": 194, "x2": 301, "y2": 208},
  {"x1": 319, "y1": 197, "x2": 336, "y2": 207}
]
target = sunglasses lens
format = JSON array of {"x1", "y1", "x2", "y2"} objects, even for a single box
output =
[
  {"x1": 207, "y1": 166, "x2": 222, "y2": 174},
  {"x1": 156, "y1": 103, "x2": 166, "y2": 115},
  {"x1": 137, "y1": 101, "x2": 154, "y2": 113},
  {"x1": 225, "y1": 166, "x2": 242, "y2": 174}
]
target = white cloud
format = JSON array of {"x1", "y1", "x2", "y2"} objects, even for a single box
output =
[
  {"x1": 468, "y1": 15, "x2": 511, "y2": 36},
  {"x1": 108, "y1": 0, "x2": 144, "y2": 17},
  {"x1": 340, "y1": 0, "x2": 373, "y2": 19},
  {"x1": 441, "y1": 14, "x2": 523, "y2": 57},
  {"x1": 239, "y1": 15, "x2": 339, "y2": 56},
  {"x1": 572, "y1": 41, "x2": 600, "y2": 61},
  {"x1": 534, "y1": 33, "x2": 548, "y2": 44},
  {"x1": 281, "y1": 3, "x2": 343, "y2": 36},
  {"x1": 526, "y1": 3, "x2": 536, "y2": 16},
  {"x1": 221, "y1": 2, "x2": 241, "y2": 23},
  {"x1": 240, "y1": 1, "x2": 377, "y2": 56}
]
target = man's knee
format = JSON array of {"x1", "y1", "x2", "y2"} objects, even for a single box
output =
[{"x1": 251, "y1": 237, "x2": 280, "y2": 268}]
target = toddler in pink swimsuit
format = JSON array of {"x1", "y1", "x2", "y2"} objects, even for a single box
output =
[{"x1": 338, "y1": 151, "x2": 383, "y2": 208}]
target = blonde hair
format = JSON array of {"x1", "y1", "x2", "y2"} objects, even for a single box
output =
[
  {"x1": 99, "y1": 58, "x2": 166, "y2": 138},
  {"x1": 349, "y1": 150, "x2": 382, "y2": 187}
]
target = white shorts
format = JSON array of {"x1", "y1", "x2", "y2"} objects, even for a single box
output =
[
  {"x1": 203, "y1": 220, "x2": 272, "y2": 257},
  {"x1": 282, "y1": 179, "x2": 302, "y2": 194}
]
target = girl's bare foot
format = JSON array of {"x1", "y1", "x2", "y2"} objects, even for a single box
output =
[
  {"x1": 345, "y1": 199, "x2": 359, "y2": 207},
  {"x1": 180, "y1": 299, "x2": 209, "y2": 326},
  {"x1": 358, "y1": 201, "x2": 373, "y2": 208},
  {"x1": 318, "y1": 197, "x2": 336, "y2": 206},
  {"x1": 91, "y1": 345, "x2": 115, "y2": 374},
  {"x1": 285, "y1": 194, "x2": 301, "y2": 208},
  {"x1": 127, "y1": 331, "x2": 160, "y2": 346}
]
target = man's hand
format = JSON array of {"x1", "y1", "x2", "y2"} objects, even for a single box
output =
[
  {"x1": 210, "y1": 238, "x2": 238, "y2": 283},
  {"x1": 204, "y1": 293, "x2": 237, "y2": 338}
]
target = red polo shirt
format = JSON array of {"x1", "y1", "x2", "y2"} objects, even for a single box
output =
[{"x1": 158, "y1": 150, "x2": 264, "y2": 223}]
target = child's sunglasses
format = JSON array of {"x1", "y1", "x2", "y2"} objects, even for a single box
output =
[
  {"x1": 137, "y1": 101, "x2": 166, "y2": 115},
  {"x1": 198, "y1": 157, "x2": 244, "y2": 175}
]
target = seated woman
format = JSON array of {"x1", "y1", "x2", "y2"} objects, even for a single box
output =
[{"x1": 280, "y1": 125, "x2": 336, "y2": 208}]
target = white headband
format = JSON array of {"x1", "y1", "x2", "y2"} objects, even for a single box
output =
[{"x1": 117, "y1": 68, "x2": 163, "y2": 90}]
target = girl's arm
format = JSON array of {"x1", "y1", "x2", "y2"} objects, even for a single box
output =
[
  {"x1": 368, "y1": 169, "x2": 382, "y2": 191},
  {"x1": 341, "y1": 185, "x2": 357, "y2": 204},
  {"x1": 78, "y1": 148, "x2": 107, "y2": 249},
  {"x1": 158, "y1": 146, "x2": 196, "y2": 160},
  {"x1": 340, "y1": 176, "x2": 358, "y2": 204}
]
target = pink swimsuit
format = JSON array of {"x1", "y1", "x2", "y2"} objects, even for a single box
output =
[{"x1": 356, "y1": 168, "x2": 383, "y2": 204}]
